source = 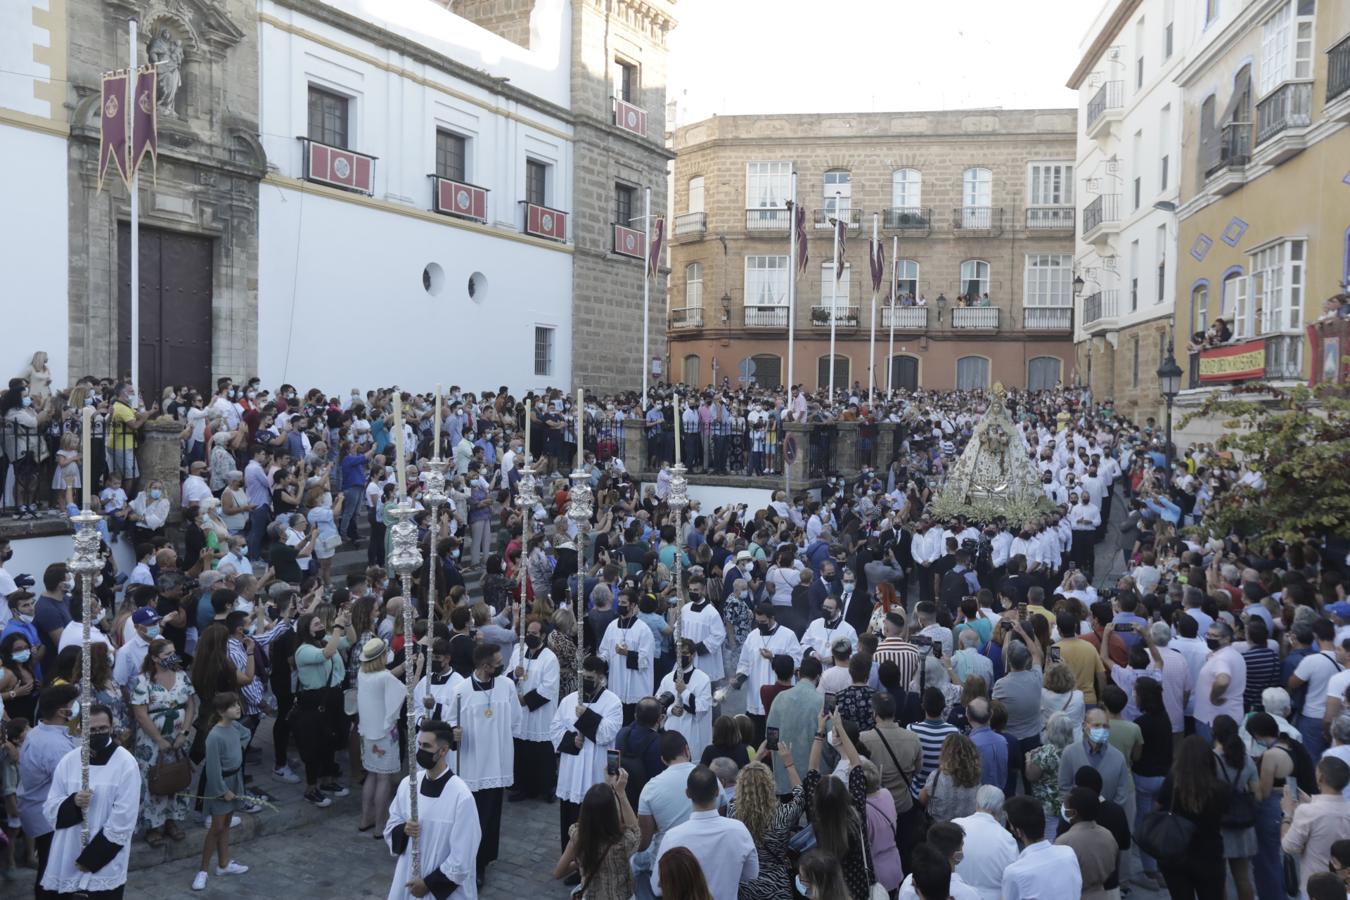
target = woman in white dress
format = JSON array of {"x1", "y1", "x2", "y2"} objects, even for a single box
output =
[{"x1": 357, "y1": 637, "x2": 410, "y2": 835}]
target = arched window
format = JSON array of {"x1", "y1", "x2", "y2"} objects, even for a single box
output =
[
  {"x1": 682, "y1": 354, "x2": 701, "y2": 387},
  {"x1": 891, "y1": 168, "x2": 921, "y2": 209},
  {"x1": 686, "y1": 176, "x2": 705, "y2": 214},
  {"x1": 1027, "y1": 357, "x2": 1062, "y2": 391},
  {"x1": 960, "y1": 259, "x2": 990, "y2": 302},
  {"x1": 956, "y1": 356, "x2": 990, "y2": 390},
  {"x1": 817, "y1": 354, "x2": 849, "y2": 392},
  {"x1": 896, "y1": 259, "x2": 919, "y2": 299},
  {"x1": 823, "y1": 169, "x2": 852, "y2": 218},
  {"x1": 684, "y1": 263, "x2": 703, "y2": 309},
  {"x1": 889, "y1": 355, "x2": 919, "y2": 391},
  {"x1": 750, "y1": 354, "x2": 782, "y2": 389},
  {"x1": 962, "y1": 167, "x2": 992, "y2": 208},
  {"x1": 1191, "y1": 283, "x2": 1209, "y2": 336}
]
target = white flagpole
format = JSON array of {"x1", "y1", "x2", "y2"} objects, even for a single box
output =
[
  {"x1": 642, "y1": 186, "x2": 651, "y2": 402},
  {"x1": 889, "y1": 235, "x2": 897, "y2": 399},
  {"x1": 829, "y1": 191, "x2": 840, "y2": 400},
  {"x1": 868, "y1": 213, "x2": 878, "y2": 409},
  {"x1": 129, "y1": 17, "x2": 140, "y2": 402},
  {"x1": 786, "y1": 172, "x2": 797, "y2": 393}
]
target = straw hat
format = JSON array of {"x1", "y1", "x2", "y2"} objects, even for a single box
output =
[{"x1": 359, "y1": 637, "x2": 388, "y2": 663}]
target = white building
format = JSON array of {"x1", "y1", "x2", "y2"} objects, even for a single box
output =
[
  {"x1": 0, "y1": 1, "x2": 69, "y2": 390},
  {"x1": 1067, "y1": 0, "x2": 1197, "y2": 419},
  {"x1": 257, "y1": 0, "x2": 576, "y2": 394}
]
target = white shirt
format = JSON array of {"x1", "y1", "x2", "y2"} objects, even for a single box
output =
[
  {"x1": 1295, "y1": 649, "x2": 1345, "y2": 719},
  {"x1": 1002, "y1": 840, "x2": 1083, "y2": 900},
  {"x1": 128, "y1": 562, "x2": 154, "y2": 587},
  {"x1": 180, "y1": 474, "x2": 212, "y2": 508},
  {"x1": 899, "y1": 871, "x2": 980, "y2": 900},
  {"x1": 951, "y1": 811, "x2": 1020, "y2": 900},
  {"x1": 1170, "y1": 635, "x2": 1211, "y2": 716},
  {"x1": 1195, "y1": 645, "x2": 1246, "y2": 726},
  {"x1": 653, "y1": 809, "x2": 759, "y2": 898},
  {"x1": 113, "y1": 632, "x2": 150, "y2": 690},
  {"x1": 801, "y1": 616, "x2": 858, "y2": 660}
]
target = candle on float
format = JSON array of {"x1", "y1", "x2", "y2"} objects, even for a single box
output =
[
  {"x1": 674, "y1": 395, "x2": 681, "y2": 466},
  {"x1": 575, "y1": 388, "x2": 584, "y2": 471},
  {"x1": 393, "y1": 397, "x2": 407, "y2": 499},
  {"x1": 81, "y1": 406, "x2": 93, "y2": 510},
  {"x1": 523, "y1": 397, "x2": 531, "y2": 464},
  {"x1": 433, "y1": 383, "x2": 442, "y2": 459}
]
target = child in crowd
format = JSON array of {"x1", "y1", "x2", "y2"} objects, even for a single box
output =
[
  {"x1": 99, "y1": 472, "x2": 129, "y2": 540},
  {"x1": 51, "y1": 432, "x2": 80, "y2": 509}
]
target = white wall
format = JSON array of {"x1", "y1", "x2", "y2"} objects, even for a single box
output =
[
  {"x1": 4, "y1": 533, "x2": 75, "y2": 589},
  {"x1": 0, "y1": 125, "x2": 68, "y2": 389},
  {"x1": 638, "y1": 481, "x2": 779, "y2": 514},
  {"x1": 257, "y1": 185, "x2": 573, "y2": 394},
  {"x1": 259, "y1": 2, "x2": 573, "y2": 223}
]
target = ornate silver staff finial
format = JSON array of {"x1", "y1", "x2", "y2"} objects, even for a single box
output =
[
  {"x1": 386, "y1": 499, "x2": 424, "y2": 877},
  {"x1": 67, "y1": 508, "x2": 103, "y2": 847},
  {"x1": 666, "y1": 462, "x2": 689, "y2": 691},
  {"x1": 567, "y1": 467, "x2": 593, "y2": 651}
]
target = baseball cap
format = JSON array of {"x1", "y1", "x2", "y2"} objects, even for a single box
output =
[
  {"x1": 1327, "y1": 602, "x2": 1350, "y2": 620},
  {"x1": 132, "y1": 608, "x2": 162, "y2": 626}
]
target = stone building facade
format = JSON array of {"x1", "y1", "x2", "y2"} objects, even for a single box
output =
[
  {"x1": 667, "y1": 110, "x2": 1078, "y2": 393},
  {"x1": 66, "y1": 0, "x2": 265, "y2": 393},
  {"x1": 459, "y1": 0, "x2": 676, "y2": 394}
]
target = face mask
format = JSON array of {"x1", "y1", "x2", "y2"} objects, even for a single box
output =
[
  {"x1": 581, "y1": 676, "x2": 597, "y2": 695},
  {"x1": 415, "y1": 748, "x2": 441, "y2": 770},
  {"x1": 795, "y1": 876, "x2": 811, "y2": 897},
  {"x1": 842, "y1": 581, "x2": 855, "y2": 593},
  {"x1": 145, "y1": 625, "x2": 161, "y2": 639},
  {"x1": 313, "y1": 630, "x2": 327, "y2": 642},
  {"x1": 525, "y1": 633, "x2": 542, "y2": 650},
  {"x1": 758, "y1": 623, "x2": 773, "y2": 636},
  {"x1": 1206, "y1": 638, "x2": 1221, "y2": 651},
  {"x1": 90, "y1": 733, "x2": 112, "y2": 753},
  {"x1": 12, "y1": 649, "x2": 31, "y2": 664},
  {"x1": 21, "y1": 397, "x2": 32, "y2": 408},
  {"x1": 149, "y1": 489, "x2": 162, "y2": 500},
  {"x1": 1061, "y1": 804, "x2": 1074, "y2": 822},
  {"x1": 63, "y1": 577, "x2": 75, "y2": 593},
  {"x1": 18, "y1": 613, "x2": 33, "y2": 624},
  {"x1": 1088, "y1": 727, "x2": 1111, "y2": 745},
  {"x1": 617, "y1": 605, "x2": 631, "y2": 618},
  {"x1": 824, "y1": 609, "x2": 839, "y2": 624}
]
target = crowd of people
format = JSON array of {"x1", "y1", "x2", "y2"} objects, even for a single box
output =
[{"x1": 0, "y1": 361, "x2": 1347, "y2": 900}]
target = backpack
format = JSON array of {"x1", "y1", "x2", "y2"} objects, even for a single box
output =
[
  {"x1": 939, "y1": 567, "x2": 968, "y2": 613},
  {"x1": 617, "y1": 726, "x2": 660, "y2": 808},
  {"x1": 1279, "y1": 736, "x2": 1319, "y2": 798}
]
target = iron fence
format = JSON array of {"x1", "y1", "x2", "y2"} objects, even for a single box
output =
[
  {"x1": 645, "y1": 418, "x2": 783, "y2": 477},
  {"x1": 0, "y1": 416, "x2": 133, "y2": 516}
]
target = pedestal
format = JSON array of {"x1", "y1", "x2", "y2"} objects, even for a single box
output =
[
  {"x1": 783, "y1": 422, "x2": 811, "y2": 489},
  {"x1": 835, "y1": 421, "x2": 860, "y2": 476},
  {"x1": 137, "y1": 419, "x2": 186, "y2": 523},
  {"x1": 622, "y1": 418, "x2": 646, "y2": 475}
]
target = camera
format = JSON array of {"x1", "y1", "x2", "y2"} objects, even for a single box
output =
[{"x1": 658, "y1": 692, "x2": 677, "y2": 710}]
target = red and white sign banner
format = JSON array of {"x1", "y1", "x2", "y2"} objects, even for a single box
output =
[
  {"x1": 305, "y1": 140, "x2": 375, "y2": 194},
  {"x1": 524, "y1": 203, "x2": 568, "y2": 241},
  {"x1": 614, "y1": 98, "x2": 647, "y2": 137},
  {"x1": 614, "y1": 224, "x2": 645, "y2": 258},
  {"x1": 434, "y1": 177, "x2": 488, "y2": 221}
]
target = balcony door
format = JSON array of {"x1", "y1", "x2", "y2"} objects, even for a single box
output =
[{"x1": 889, "y1": 355, "x2": 919, "y2": 391}]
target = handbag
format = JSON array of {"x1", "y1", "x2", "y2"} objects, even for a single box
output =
[
  {"x1": 1219, "y1": 758, "x2": 1257, "y2": 829},
  {"x1": 343, "y1": 687, "x2": 359, "y2": 717},
  {"x1": 1135, "y1": 783, "x2": 1196, "y2": 865},
  {"x1": 147, "y1": 750, "x2": 192, "y2": 797},
  {"x1": 1282, "y1": 851, "x2": 1300, "y2": 896}
]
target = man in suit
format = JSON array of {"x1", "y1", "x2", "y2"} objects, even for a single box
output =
[{"x1": 839, "y1": 567, "x2": 872, "y2": 635}]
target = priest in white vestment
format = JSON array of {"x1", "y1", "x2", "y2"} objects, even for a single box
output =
[
  {"x1": 550, "y1": 654, "x2": 623, "y2": 851},
  {"x1": 734, "y1": 603, "x2": 804, "y2": 732},
  {"x1": 385, "y1": 720, "x2": 482, "y2": 900},
  {"x1": 677, "y1": 584, "x2": 726, "y2": 682},
  {"x1": 41, "y1": 706, "x2": 141, "y2": 897},
  {"x1": 655, "y1": 638, "x2": 714, "y2": 762},
  {"x1": 447, "y1": 644, "x2": 520, "y2": 886},
  {"x1": 507, "y1": 619, "x2": 560, "y2": 801},
  {"x1": 597, "y1": 590, "x2": 655, "y2": 722}
]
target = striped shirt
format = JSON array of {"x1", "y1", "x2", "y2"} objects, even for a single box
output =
[
  {"x1": 1240, "y1": 645, "x2": 1282, "y2": 713},
  {"x1": 874, "y1": 638, "x2": 922, "y2": 688},
  {"x1": 908, "y1": 718, "x2": 958, "y2": 797}
]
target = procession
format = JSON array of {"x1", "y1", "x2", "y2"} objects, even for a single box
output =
[{"x1": 5, "y1": 0, "x2": 1350, "y2": 899}]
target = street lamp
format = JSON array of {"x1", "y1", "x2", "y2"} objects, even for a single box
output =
[
  {"x1": 1156, "y1": 335, "x2": 1183, "y2": 488},
  {"x1": 1073, "y1": 274, "x2": 1085, "y2": 297}
]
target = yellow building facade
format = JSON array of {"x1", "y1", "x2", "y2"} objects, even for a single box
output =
[{"x1": 1173, "y1": 0, "x2": 1350, "y2": 440}]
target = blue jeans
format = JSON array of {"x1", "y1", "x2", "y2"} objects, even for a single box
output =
[
  {"x1": 339, "y1": 486, "x2": 363, "y2": 539},
  {"x1": 1133, "y1": 773, "x2": 1166, "y2": 871},
  {"x1": 1299, "y1": 714, "x2": 1328, "y2": 760},
  {"x1": 631, "y1": 845, "x2": 656, "y2": 900},
  {"x1": 1193, "y1": 719, "x2": 1213, "y2": 745},
  {"x1": 1253, "y1": 786, "x2": 1284, "y2": 900},
  {"x1": 247, "y1": 504, "x2": 272, "y2": 562}
]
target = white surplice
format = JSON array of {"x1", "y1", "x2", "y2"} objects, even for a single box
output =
[
  {"x1": 800, "y1": 616, "x2": 859, "y2": 660},
  {"x1": 384, "y1": 768, "x2": 481, "y2": 900},
  {"x1": 678, "y1": 600, "x2": 726, "y2": 681},
  {"x1": 550, "y1": 687, "x2": 623, "y2": 803},
  {"x1": 598, "y1": 616, "x2": 656, "y2": 703},
  {"x1": 447, "y1": 677, "x2": 521, "y2": 791},
  {"x1": 736, "y1": 625, "x2": 804, "y2": 714},
  {"x1": 413, "y1": 670, "x2": 466, "y2": 729},
  {"x1": 656, "y1": 666, "x2": 714, "y2": 761},
  {"x1": 41, "y1": 745, "x2": 140, "y2": 894},
  {"x1": 507, "y1": 645, "x2": 560, "y2": 742}
]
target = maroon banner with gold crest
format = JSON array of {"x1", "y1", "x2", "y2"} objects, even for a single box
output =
[
  {"x1": 97, "y1": 71, "x2": 130, "y2": 191},
  {"x1": 130, "y1": 67, "x2": 157, "y2": 177}
]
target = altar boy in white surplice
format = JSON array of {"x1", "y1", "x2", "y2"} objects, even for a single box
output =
[
  {"x1": 447, "y1": 643, "x2": 520, "y2": 887},
  {"x1": 550, "y1": 654, "x2": 622, "y2": 851},
  {"x1": 384, "y1": 720, "x2": 481, "y2": 900},
  {"x1": 413, "y1": 637, "x2": 464, "y2": 729},
  {"x1": 655, "y1": 638, "x2": 714, "y2": 762},
  {"x1": 507, "y1": 616, "x2": 560, "y2": 802},
  {"x1": 597, "y1": 588, "x2": 655, "y2": 723}
]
